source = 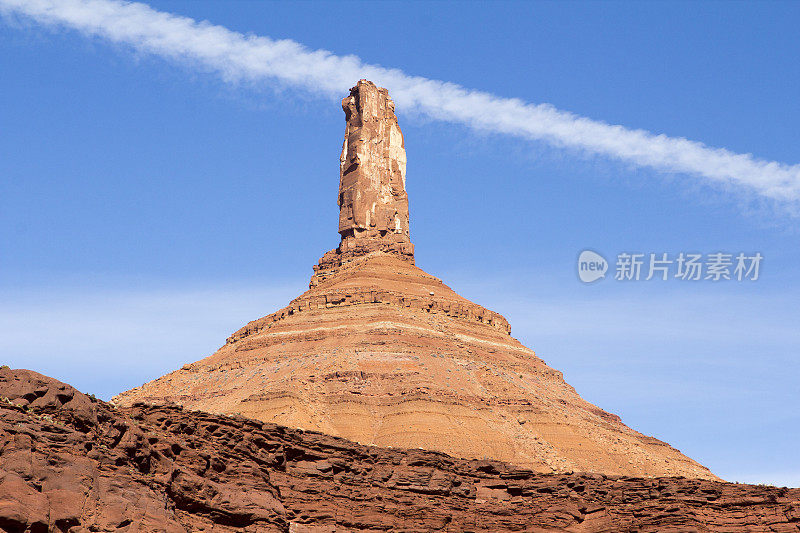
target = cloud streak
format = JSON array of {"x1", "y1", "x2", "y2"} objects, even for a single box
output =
[{"x1": 2, "y1": 0, "x2": 799, "y2": 204}]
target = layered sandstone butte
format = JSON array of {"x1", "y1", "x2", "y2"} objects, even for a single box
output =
[
  {"x1": 4, "y1": 369, "x2": 799, "y2": 532},
  {"x1": 115, "y1": 80, "x2": 715, "y2": 480}
]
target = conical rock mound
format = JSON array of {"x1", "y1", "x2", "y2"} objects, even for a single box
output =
[{"x1": 115, "y1": 80, "x2": 716, "y2": 480}]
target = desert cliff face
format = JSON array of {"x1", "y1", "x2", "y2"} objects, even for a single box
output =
[
  {"x1": 338, "y1": 81, "x2": 410, "y2": 243},
  {"x1": 3, "y1": 368, "x2": 799, "y2": 533},
  {"x1": 115, "y1": 79, "x2": 715, "y2": 480}
]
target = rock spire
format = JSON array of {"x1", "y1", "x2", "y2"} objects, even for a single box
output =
[
  {"x1": 311, "y1": 80, "x2": 414, "y2": 287},
  {"x1": 114, "y1": 80, "x2": 719, "y2": 481}
]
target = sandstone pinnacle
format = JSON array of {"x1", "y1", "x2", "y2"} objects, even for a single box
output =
[
  {"x1": 114, "y1": 81, "x2": 718, "y2": 480},
  {"x1": 312, "y1": 80, "x2": 414, "y2": 287}
]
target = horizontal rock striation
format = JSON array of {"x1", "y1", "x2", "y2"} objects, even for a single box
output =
[
  {"x1": 228, "y1": 254, "x2": 511, "y2": 345},
  {"x1": 3, "y1": 369, "x2": 799, "y2": 533},
  {"x1": 115, "y1": 80, "x2": 720, "y2": 481},
  {"x1": 114, "y1": 252, "x2": 715, "y2": 480}
]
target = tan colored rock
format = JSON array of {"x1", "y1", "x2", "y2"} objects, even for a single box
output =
[
  {"x1": 339, "y1": 80, "x2": 409, "y2": 241},
  {"x1": 115, "y1": 80, "x2": 718, "y2": 481},
  {"x1": 312, "y1": 80, "x2": 413, "y2": 287}
]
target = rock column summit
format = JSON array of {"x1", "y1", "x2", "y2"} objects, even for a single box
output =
[
  {"x1": 114, "y1": 80, "x2": 717, "y2": 481},
  {"x1": 312, "y1": 80, "x2": 414, "y2": 287}
]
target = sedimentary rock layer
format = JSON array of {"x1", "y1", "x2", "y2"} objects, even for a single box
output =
[
  {"x1": 114, "y1": 253, "x2": 715, "y2": 480},
  {"x1": 116, "y1": 79, "x2": 718, "y2": 480},
  {"x1": 3, "y1": 369, "x2": 798, "y2": 533}
]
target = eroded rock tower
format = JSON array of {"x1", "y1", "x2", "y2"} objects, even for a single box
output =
[
  {"x1": 312, "y1": 80, "x2": 414, "y2": 287},
  {"x1": 114, "y1": 80, "x2": 717, "y2": 480}
]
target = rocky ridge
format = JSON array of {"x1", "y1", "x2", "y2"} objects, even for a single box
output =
[{"x1": 2, "y1": 368, "x2": 799, "y2": 532}]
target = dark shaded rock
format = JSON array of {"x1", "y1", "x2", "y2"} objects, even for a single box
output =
[{"x1": 1, "y1": 368, "x2": 798, "y2": 532}]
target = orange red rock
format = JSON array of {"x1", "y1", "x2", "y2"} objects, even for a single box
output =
[
  {"x1": 116, "y1": 80, "x2": 717, "y2": 481},
  {"x1": 312, "y1": 80, "x2": 414, "y2": 287},
  {"x1": 3, "y1": 368, "x2": 799, "y2": 532}
]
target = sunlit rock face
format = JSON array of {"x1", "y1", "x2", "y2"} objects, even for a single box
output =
[
  {"x1": 338, "y1": 80, "x2": 410, "y2": 242},
  {"x1": 313, "y1": 80, "x2": 414, "y2": 287},
  {"x1": 114, "y1": 80, "x2": 718, "y2": 481}
]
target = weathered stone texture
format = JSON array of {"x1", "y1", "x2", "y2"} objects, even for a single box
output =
[
  {"x1": 338, "y1": 80, "x2": 410, "y2": 241},
  {"x1": 114, "y1": 250, "x2": 717, "y2": 480},
  {"x1": 2, "y1": 369, "x2": 799, "y2": 532},
  {"x1": 312, "y1": 80, "x2": 414, "y2": 287},
  {"x1": 114, "y1": 80, "x2": 721, "y2": 481}
]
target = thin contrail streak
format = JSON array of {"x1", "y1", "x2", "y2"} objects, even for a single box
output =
[{"x1": 2, "y1": 0, "x2": 798, "y2": 204}]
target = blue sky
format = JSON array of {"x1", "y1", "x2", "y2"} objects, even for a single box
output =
[{"x1": 1, "y1": 0, "x2": 798, "y2": 486}]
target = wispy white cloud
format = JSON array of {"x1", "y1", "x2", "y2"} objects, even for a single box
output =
[{"x1": 1, "y1": 0, "x2": 799, "y2": 204}]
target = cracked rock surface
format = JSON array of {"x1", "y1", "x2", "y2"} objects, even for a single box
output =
[
  {"x1": 2, "y1": 368, "x2": 799, "y2": 532},
  {"x1": 114, "y1": 80, "x2": 719, "y2": 480}
]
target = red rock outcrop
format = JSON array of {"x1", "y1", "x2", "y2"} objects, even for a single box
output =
[
  {"x1": 2, "y1": 368, "x2": 799, "y2": 532},
  {"x1": 115, "y1": 80, "x2": 716, "y2": 480},
  {"x1": 311, "y1": 80, "x2": 414, "y2": 287}
]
